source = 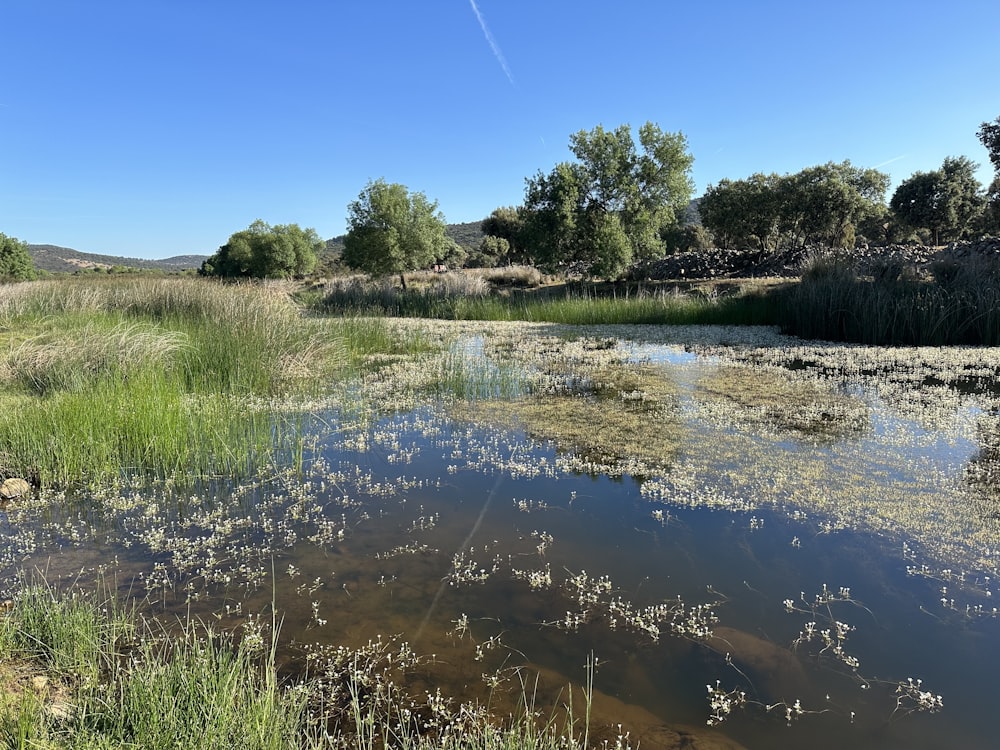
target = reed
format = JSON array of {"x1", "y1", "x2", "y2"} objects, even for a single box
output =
[
  {"x1": 780, "y1": 252, "x2": 1000, "y2": 345},
  {"x1": 318, "y1": 278, "x2": 779, "y2": 327}
]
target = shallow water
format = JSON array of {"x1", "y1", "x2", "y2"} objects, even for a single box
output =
[{"x1": 4, "y1": 326, "x2": 1000, "y2": 749}]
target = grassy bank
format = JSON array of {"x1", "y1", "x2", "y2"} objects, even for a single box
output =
[
  {"x1": 315, "y1": 272, "x2": 782, "y2": 327},
  {"x1": 0, "y1": 278, "x2": 427, "y2": 486},
  {"x1": 315, "y1": 256, "x2": 1000, "y2": 346},
  {"x1": 0, "y1": 584, "x2": 602, "y2": 750}
]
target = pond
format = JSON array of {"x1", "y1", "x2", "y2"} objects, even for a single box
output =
[{"x1": 3, "y1": 321, "x2": 999, "y2": 749}]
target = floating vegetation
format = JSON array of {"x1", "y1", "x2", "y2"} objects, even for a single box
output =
[
  {"x1": 2, "y1": 296, "x2": 1000, "y2": 748},
  {"x1": 694, "y1": 364, "x2": 869, "y2": 442}
]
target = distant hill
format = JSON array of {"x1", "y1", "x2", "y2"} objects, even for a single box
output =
[
  {"x1": 446, "y1": 220, "x2": 485, "y2": 250},
  {"x1": 28, "y1": 244, "x2": 208, "y2": 274},
  {"x1": 28, "y1": 220, "x2": 489, "y2": 276}
]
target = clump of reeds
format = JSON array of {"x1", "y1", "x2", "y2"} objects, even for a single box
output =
[
  {"x1": 3, "y1": 320, "x2": 188, "y2": 396},
  {"x1": 782, "y1": 250, "x2": 1000, "y2": 345}
]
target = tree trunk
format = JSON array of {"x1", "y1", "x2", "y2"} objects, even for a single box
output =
[{"x1": 399, "y1": 272, "x2": 407, "y2": 291}]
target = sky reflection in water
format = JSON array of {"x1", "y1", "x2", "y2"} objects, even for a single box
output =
[{"x1": 3, "y1": 333, "x2": 999, "y2": 750}]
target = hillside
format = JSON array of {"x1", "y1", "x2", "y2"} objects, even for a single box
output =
[
  {"x1": 28, "y1": 244, "x2": 208, "y2": 274},
  {"x1": 27, "y1": 220, "x2": 487, "y2": 276}
]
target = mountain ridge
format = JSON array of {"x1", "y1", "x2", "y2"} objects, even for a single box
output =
[
  {"x1": 27, "y1": 219, "x2": 488, "y2": 275},
  {"x1": 27, "y1": 244, "x2": 208, "y2": 274}
]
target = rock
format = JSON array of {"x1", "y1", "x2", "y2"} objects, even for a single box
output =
[
  {"x1": 0, "y1": 477, "x2": 30, "y2": 500},
  {"x1": 707, "y1": 626, "x2": 810, "y2": 701}
]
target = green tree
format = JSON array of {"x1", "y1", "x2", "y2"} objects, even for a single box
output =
[
  {"x1": 700, "y1": 162, "x2": 889, "y2": 252},
  {"x1": 342, "y1": 179, "x2": 448, "y2": 289},
  {"x1": 521, "y1": 162, "x2": 584, "y2": 272},
  {"x1": 779, "y1": 162, "x2": 890, "y2": 248},
  {"x1": 0, "y1": 233, "x2": 37, "y2": 281},
  {"x1": 521, "y1": 122, "x2": 694, "y2": 278},
  {"x1": 200, "y1": 220, "x2": 320, "y2": 279},
  {"x1": 983, "y1": 177, "x2": 1000, "y2": 234},
  {"x1": 470, "y1": 235, "x2": 510, "y2": 268},
  {"x1": 481, "y1": 206, "x2": 527, "y2": 263},
  {"x1": 699, "y1": 174, "x2": 783, "y2": 251},
  {"x1": 977, "y1": 117, "x2": 1000, "y2": 233},
  {"x1": 978, "y1": 116, "x2": 1000, "y2": 174},
  {"x1": 890, "y1": 157, "x2": 984, "y2": 244}
]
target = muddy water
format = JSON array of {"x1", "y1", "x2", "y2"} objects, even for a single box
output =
[{"x1": 4, "y1": 332, "x2": 1000, "y2": 749}]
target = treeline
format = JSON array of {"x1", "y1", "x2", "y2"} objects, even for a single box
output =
[
  {"x1": 475, "y1": 117, "x2": 1000, "y2": 276},
  {"x1": 6, "y1": 117, "x2": 1000, "y2": 285},
  {"x1": 698, "y1": 156, "x2": 991, "y2": 252}
]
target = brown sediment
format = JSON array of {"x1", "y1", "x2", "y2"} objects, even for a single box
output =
[
  {"x1": 707, "y1": 625, "x2": 810, "y2": 701},
  {"x1": 515, "y1": 662, "x2": 750, "y2": 750}
]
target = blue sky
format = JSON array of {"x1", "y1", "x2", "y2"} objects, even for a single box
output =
[{"x1": 2, "y1": 0, "x2": 997, "y2": 259}]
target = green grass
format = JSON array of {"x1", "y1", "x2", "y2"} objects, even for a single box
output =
[
  {"x1": 0, "y1": 278, "x2": 427, "y2": 486},
  {"x1": 0, "y1": 585, "x2": 603, "y2": 750},
  {"x1": 778, "y1": 253, "x2": 1000, "y2": 345},
  {"x1": 0, "y1": 579, "x2": 132, "y2": 683},
  {"x1": 0, "y1": 584, "x2": 307, "y2": 749},
  {"x1": 318, "y1": 279, "x2": 781, "y2": 327}
]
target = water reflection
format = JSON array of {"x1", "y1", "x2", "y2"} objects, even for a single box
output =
[{"x1": 2, "y1": 330, "x2": 999, "y2": 749}]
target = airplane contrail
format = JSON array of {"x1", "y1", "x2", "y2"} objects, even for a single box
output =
[
  {"x1": 875, "y1": 154, "x2": 907, "y2": 169},
  {"x1": 469, "y1": 0, "x2": 515, "y2": 87}
]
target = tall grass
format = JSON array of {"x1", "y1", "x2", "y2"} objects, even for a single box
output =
[
  {"x1": 780, "y1": 252, "x2": 1000, "y2": 345},
  {"x1": 318, "y1": 275, "x2": 780, "y2": 327},
  {"x1": 0, "y1": 585, "x2": 606, "y2": 750},
  {"x1": 0, "y1": 579, "x2": 133, "y2": 682},
  {"x1": 88, "y1": 625, "x2": 305, "y2": 749},
  {"x1": 0, "y1": 583, "x2": 308, "y2": 749},
  {"x1": 0, "y1": 278, "x2": 415, "y2": 486}
]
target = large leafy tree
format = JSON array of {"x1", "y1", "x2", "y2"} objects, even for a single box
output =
[
  {"x1": 342, "y1": 179, "x2": 448, "y2": 289},
  {"x1": 0, "y1": 232, "x2": 37, "y2": 281},
  {"x1": 700, "y1": 162, "x2": 889, "y2": 252},
  {"x1": 978, "y1": 117, "x2": 1000, "y2": 174},
  {"x1": 890, "y1": 157, "x2": 984, "y2": 244},
  {"x1": 521, "y1": 122, "x2": 694, "y2": 278},
  {"x1": 699, "y1": 173, "x2": 783, "y2": 251},
  {"x1": 200, "y1": 220, "x2": 320, "y2": 279},
  {"x1": 778, "y1": 161, "x2": 890, "y2": 248},
  {"x1": 976, "y1": 118, "x2": 1000, "y2": 233},
  {"x1": 983, "y1": 177, "x2": 1000, "y2": 234}
]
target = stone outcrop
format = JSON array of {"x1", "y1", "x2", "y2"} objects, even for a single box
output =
[
  {"x1": 636, "y1": 238, "x2": 1000, "y2": 281},
  {"x1": 0, "y1": 477, "x2": 30, "y2": 500}
]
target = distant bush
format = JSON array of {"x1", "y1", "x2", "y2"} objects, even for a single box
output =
[{"x1": 477, "y1": 265, "x2": 544, "y2": 288}]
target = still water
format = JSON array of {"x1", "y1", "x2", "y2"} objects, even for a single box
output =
[{"x1": 3, "y1": 327, "x2": 999, "y2": 749}]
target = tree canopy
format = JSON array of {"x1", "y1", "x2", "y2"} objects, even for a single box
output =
[
  {"x1": 342, "y1": 179, "x2": 448, "y2": 288},
  {"x1": 200, "y1": 220, "x2": 320, "y2": 279},
  {"x1": 699, "y1": 162, "x2": 890, "y2": 251},
  {"x1": 479, "y1": 206, "x2": 528, "y2": 265},
  {"x1": 0, "y1": 232, "x2": 37, "y2": 281},
  {"x1": 889, "y1": 156, "x2": 984, "y2": 244},
  {"x1": 978, "y1": 116, "x2": 1000, "y2": 175},
  {"x1": 520, "y1": 122, "x2": 694, "y2": 278}
]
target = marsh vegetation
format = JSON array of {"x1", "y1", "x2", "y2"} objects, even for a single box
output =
[{"x1": 1, "y1": 277, "x2": 999, "y2": 749}]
